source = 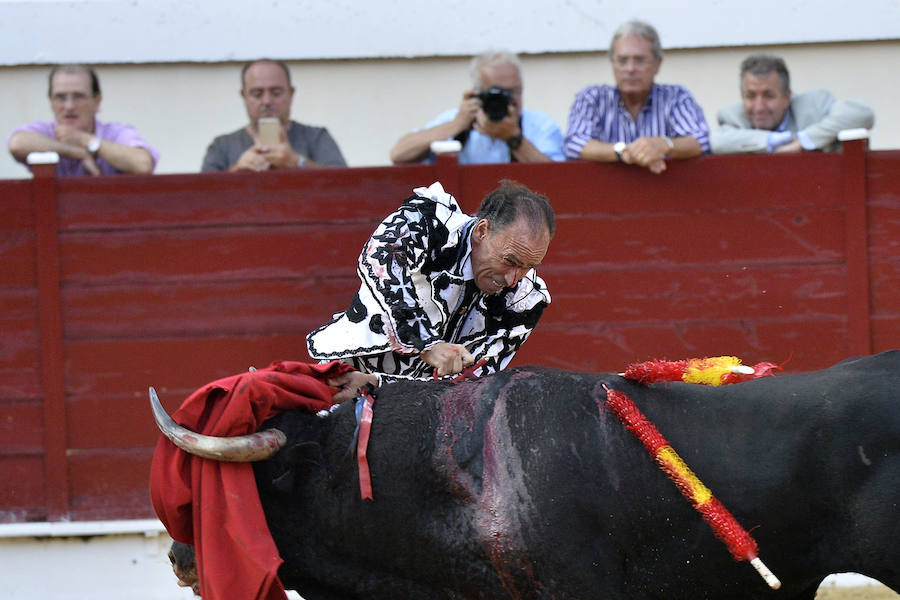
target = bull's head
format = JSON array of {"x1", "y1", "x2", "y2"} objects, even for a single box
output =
[{"x1": 149, "y1": 387, "x2": 286, "y2": 461}]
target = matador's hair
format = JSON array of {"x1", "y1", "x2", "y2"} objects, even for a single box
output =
[{"x1": 476, "y1": 179, "x2": 555, "y2": 238}]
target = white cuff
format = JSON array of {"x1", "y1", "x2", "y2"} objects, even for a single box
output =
[
  {"x1": 796, "y1": 130, "x2": 817, "y2": 151},
  {"x1": 766, "y1": 130, "x2": 793, "y2": 153}
]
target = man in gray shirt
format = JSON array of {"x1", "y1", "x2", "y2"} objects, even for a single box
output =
[
  {"x1": 711, "y1": 55, "x2": 874, "y2": 154},
  {"x1": 202, "y1": 59, "x2": 346, "y2": 171}
]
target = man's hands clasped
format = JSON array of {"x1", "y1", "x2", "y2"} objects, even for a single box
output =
[
  {"x1": 54, "y1": 124, "x2": 101, "y2": 175},
  {"x1": 619, "y1": 136, "x2": 671, "y2": 174}
]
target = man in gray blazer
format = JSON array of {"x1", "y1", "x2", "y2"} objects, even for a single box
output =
[{"x1": 711, "y1": 55, "x2": 874, "y2": 154}]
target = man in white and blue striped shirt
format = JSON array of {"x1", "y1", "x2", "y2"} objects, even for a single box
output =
[{"x1": 564, "y1": 20, "x2": 710, "y2": 174}]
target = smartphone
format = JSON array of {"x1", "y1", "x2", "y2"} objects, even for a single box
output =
[{"x1": 258, "y1": 118, "x2": 280, "y2": 146}]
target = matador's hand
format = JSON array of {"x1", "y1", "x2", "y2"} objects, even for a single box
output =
[
  {"x1": 422, "y1": 342, "x2": 475, "y2": 377},
  {"x1": 327, "y1": 371, "x2": 379, "y2": 403}
]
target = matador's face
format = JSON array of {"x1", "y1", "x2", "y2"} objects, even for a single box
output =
[{"x1": 470, "y1": 218, "x2": 549, "y2": 294}]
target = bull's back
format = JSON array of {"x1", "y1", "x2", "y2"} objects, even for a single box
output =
[{"x1": 256, "y1": 353, "x2": 900, "y2": 598}]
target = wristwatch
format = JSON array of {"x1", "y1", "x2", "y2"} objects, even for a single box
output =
[
  {"x1": 613, "y1": 141, "x2": 626, "y2": 162},
  {"x1": 506, "y1": 134, "x2": 523, "y2": 151},
  {"x1": 87, "y1": 136, "x2": 101, "y2": 156}
]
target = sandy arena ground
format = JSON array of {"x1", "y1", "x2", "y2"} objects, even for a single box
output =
[{"x1": 816, "y1": 586, "x2": 899, "y2": 599}]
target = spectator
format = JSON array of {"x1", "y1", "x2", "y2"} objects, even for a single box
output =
[
  {"x1": 711, "y1": 54, "x2": 875, "y2": 154},
  {"x1": 564, "y1": 20, "x2": 709, "y2": 174},
  {"x1": 390, "y1": 51, "x2": 564, "y2": 164},
  {"x1": 307, "y1": 180, "x2": 555, "y2": 402},
  {"x1": 202, "y1": 59, "x2": 347, "y2": 171},
  {"x1": 7, "y1": 64, "x2": 158, "y2": 176}
]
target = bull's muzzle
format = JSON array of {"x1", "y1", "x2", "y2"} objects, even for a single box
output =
[{"x1": 149, "y1": 387, "x2": 286, "y2": 462}]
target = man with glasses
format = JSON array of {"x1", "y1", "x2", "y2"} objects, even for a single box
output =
[
  {"x1": 7, "y1": 64, "x2": 158, "y2": 176},
  {"x1": 711, "y1": 54, "x2": 874, "y2": 154},
  {"x1": 564, "y1": 20, "x2": 709, "y2": 174},
  {"x1": 201, "y1": 58, "x2": 346, "y2": 172},
  {"x1": 390, "y1": 50, "x2": 564, "y2": 164}
]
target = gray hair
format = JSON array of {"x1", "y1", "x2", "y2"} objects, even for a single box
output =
[
  {"x1": 740, "y1": 54, "x2": 791, "y2": 94},
  {"x1": 469, "y1": 50, "x2": 522, "y2": 90},
  {"x1": 610, "y1": 20, "x2": 663, "y2": 61}
]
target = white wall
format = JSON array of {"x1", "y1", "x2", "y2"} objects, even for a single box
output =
[
  {"x1": 1, "y1": 1, "x2": 897, "y2": 178},
  {"x1": 0, "y1": 521, "x2": 306, "y2": 600},
  {"x1": 1, "y1": 0, "x2": 898, "y2": 64},
  {"x1": 1, "y1": 523, "x2": 189, "y2": 600},
  {"x1": 1, "y1": 39, "x2": 896, "y2": 179}
]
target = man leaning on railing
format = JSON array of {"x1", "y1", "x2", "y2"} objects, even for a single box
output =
[{"x1": 7, "y1": 64, "x2": 158, "y2": 177}]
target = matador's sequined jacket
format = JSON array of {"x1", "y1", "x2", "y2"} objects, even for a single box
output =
[{"x1": 306, "y1": 182, "x2": 550, "y2": 383}]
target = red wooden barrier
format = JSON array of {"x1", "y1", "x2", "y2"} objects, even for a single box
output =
[{"x1": 1, "y1": 141, "x2": 898, "y2": 523}]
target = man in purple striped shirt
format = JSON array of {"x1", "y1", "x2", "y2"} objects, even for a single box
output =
[
  {"x1": 7, "y1": 64, "x2": 158, "y2": 177},
  {"x1": 565, "y1": 21, "x2": 710, "y2": 174}
]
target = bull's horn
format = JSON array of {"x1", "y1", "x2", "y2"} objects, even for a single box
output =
[{"x1": 149, "y1": 386, "x2": 286, "y2": 462}]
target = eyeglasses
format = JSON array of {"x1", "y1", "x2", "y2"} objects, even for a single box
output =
[
  {"x1": 50, "y1": 92, "x2": 93, "y2": 104},
  {"x1": 612, "y1": 55, "x2": 654, "y2": 68}
]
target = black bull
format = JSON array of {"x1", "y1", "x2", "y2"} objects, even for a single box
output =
[{"x1": 217, "y1": 352, "x2": 899, "y2": 598}]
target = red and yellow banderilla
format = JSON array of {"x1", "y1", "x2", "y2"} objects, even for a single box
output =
[
  {"x1": 602, "y1": 376, "x2": 781, "y2": 589},
  {"x1": 623, "y1": 355, "x2": 782, "y2": 386}
]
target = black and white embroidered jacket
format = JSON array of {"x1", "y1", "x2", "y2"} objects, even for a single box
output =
[{"x1": 306, "y1": 182, "x2": 551, "y2": 383}]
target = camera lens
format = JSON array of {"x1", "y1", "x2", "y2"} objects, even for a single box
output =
[{"x1": 479, "y1": 87, "x2": 511, "y2": 122}]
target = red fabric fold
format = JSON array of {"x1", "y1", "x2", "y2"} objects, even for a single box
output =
[{"x1": 150, "y1": 360, "x2": 353, "y2": 600}]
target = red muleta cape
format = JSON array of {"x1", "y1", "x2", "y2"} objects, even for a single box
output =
[{"x1": 150, "y1": 360, "x2": 353, "y2": 600}]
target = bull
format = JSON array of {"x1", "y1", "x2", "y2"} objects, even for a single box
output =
[{"x1": 152, "y1": 351, "x2": 900, "y2": 599}]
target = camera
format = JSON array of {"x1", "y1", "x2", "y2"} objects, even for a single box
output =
[{"x1": 477, "y1": 87, "x2": 512, "y2": 122}]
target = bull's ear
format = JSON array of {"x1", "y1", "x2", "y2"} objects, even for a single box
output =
[
  {"x1": 271, "y1": 469, "x2": 295, "y2": 494},
  {"x1": 268, "y1": 441, "x2": 322, "y2": 495}
]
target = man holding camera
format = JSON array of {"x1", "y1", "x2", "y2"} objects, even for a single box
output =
[{"x1": 390, "y1": 51, "x2": 564, "y2": 164}]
